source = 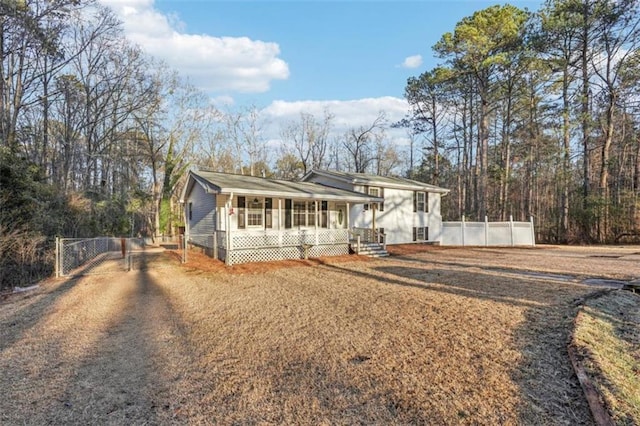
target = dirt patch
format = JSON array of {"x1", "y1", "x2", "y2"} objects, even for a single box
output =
[
  {"x1": 1, "y1": 247, "x2": 620, "y2": 424},
  {"x1": 166, "y1": 249, "x2": 371, "y2": 274}
]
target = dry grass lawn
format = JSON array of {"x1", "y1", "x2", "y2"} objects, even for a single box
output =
[
  {"x1": 571, "y1": 290, "x2": 640, "y2": 425},
  {"x1": 1, "y1": 245, "x2": 638, "y2": 424}
]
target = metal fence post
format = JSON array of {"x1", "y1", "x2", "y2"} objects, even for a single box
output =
[{"x1": 55, "y1": 237, "x2": 60, "y2": 278}]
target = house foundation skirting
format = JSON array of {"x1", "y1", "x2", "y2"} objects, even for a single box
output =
[{"x1": 228, "y1": 243, "x2": 349, "y2": 265}]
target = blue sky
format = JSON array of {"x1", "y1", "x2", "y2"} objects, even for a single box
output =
[{"x1": 101, "y1": 0, "x2": 543, "y2": 142}]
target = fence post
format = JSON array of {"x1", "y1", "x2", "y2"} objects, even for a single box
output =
[
  {"x1": 530, "y1": 216, "x2": 536, "y2": 247},
  {"x1": 55, "y1": 237, "x2": 60, "y2": 278},
  {"x1": 461, "y1": 215, "x2": 466, "y2": 246},
  {"x1": 357, "y1": 235, "x2": 361, "y2": 254},
  {"x1": 213, "y1": 233, "x2": 218, "y2": 260},
  {"x1": 509, "y1": 215, "x2": 515, "y2": 246},
  {"x1": 485, "y1": 215, "x2": 489, "y2": 247}
]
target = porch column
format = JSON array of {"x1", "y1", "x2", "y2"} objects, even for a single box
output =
[
  {"x1": 346, "y1": 203, "x2": 350, "y2": 244},
  {"x1": 278, "y1": 198, "x2": 283, "y2": 247},
  {"x1": 314, "y1": 200, "x2": 319, "y2": 245},
  {"x1": 226, "y1": 194, "x2": 233, "y2": 265},
  {"x1": 372, "y1": 203, "x2": 377, "y2": 243}
]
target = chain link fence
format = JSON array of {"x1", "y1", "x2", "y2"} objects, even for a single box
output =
[{"x1": 55, "y1": 237, "x2": 146, "y2": 277}]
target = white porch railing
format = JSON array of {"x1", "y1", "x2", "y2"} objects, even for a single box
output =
[{"x1": 186, "y1": 228, "x2": 350, "y2": 265}]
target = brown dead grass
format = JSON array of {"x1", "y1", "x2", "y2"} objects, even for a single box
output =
[
  {"x1": 4, "y1": 246, "x2": 637, "y2": 424},
  {"x1": 571, "y1": 290, "x2": 640, "y2": 425}
]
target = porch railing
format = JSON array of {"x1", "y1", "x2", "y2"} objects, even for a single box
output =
[{"x1": 349, "y1": 228, "x2": 386, "y2": 254}]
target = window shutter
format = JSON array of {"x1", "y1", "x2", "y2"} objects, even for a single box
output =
[
  {"x1": 425, "y1": 192, "x2": 429, "y2": 212},
  {"x1": 284, "y1": 199, "x2": 292, "y2": 229},
  {"x1": 380, "y1": 188, "x2": 384, "y2": 212},
  {"x1": 413, "y1": 191, "x2": 417, "y2": 212},
  {"x1": 412, "y1": 227, "x2": 417, "y2": 242},
  {"x1": 237, "y1": 196, "x2": 246, "y2": 229},
  {"x1": 188, "y1": 202, "x2": 192, "y2": 220},
  {"x1": 265, "y1": 198, "x2": 272, "y2": 229},
  {"x1": 425, "y1": 226, "x2": 429, "y2": 241},
  {"x1": 364, "y1": 186, "x2": 369, "y2": 210}
]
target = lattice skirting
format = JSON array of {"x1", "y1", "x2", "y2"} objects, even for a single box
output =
[{"x1": 228, "y1": 244, "x2": 348, "y2": 265}]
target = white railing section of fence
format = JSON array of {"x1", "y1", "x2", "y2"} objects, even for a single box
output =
[{"x1": 441, "y1": 216, "x2": 535, "y2": 247}]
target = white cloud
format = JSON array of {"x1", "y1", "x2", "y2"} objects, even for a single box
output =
[
  {"x1": 400, "y1": 54, "x2": 423, "y2": 69},
  {"x1": 261, "y1": 96, "x2": 411, "y2": 146},
  {"x1": 99, "y1": 0, "x2": 289, "y2": 93}
]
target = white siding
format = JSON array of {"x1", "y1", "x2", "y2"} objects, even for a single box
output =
[
  {"x1": 187, "y1": 183, "x2": 216, "y2": 240},
  {"x1": 350, "y1": 187, "x2": 444, "y2": 244}
]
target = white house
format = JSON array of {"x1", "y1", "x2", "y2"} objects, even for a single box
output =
[
  {"x1": 302, "y1": 169, "x2": 450, "y2": 245},
  {"x1": 180, "y1": 170, "x2": 382, "y2": 265}
]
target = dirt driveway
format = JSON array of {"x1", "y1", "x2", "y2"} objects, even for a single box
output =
[{"x1": 1, "y1": 246, "x2": 638, "y2": 424}]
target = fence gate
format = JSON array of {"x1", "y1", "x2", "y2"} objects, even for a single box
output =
[{"x1": 55, "y1": 237, "x2": 146, "y2": 277}]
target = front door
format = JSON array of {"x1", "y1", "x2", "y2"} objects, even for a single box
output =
[{"x1": 335, "y1": 204, "x2": 347, "y2": 229}]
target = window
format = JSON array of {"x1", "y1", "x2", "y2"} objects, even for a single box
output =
[
  {"x1": 247, "y1": 198, "x2": 263, "y2": 227},
  {"x1": 188, "y1": 202, "x2": 192, "y2": 220},
  {"x1": 413, "y1": 226, "x2": 429, "y2": 241},
  {"x1": 416, "y1": 192, "x2": 425, "y2": 212},
  {"x1": 293, "y1": 201, "x2": 306, "y2": 226},
  {"x1": 293, "y1": 201, "x2": 316, "y2": 227},
  {"x1": 364, "y1": 187, "x2": 384, "y2": 211}
]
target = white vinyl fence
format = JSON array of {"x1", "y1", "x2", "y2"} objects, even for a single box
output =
[{"x1": 441, "y1": 216, "x2": 535, "y2": 247}]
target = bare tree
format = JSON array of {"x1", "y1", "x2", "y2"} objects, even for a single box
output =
[
  {"x1": 280, "y1": 109, "x2": 333, "y2": 175},
  {"x1": 342, "y1": 112, "x2": 387, "y2": 173}
]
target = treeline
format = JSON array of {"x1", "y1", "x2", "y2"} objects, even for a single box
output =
[{"x1": 404, "y1": 0, "x2": 640, "y2": 243}]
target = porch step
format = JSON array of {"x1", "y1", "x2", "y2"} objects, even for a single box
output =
[{"x1": 351, "y1": 242, "x2": 389, "y2": 258}]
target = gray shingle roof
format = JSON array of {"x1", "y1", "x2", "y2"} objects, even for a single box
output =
[
  {"x1": 303, "y1": 169, "x2": 450, "y2": 193},
  {"x1": 187, "y1": 170, "x2": 383, "y2": 202}
]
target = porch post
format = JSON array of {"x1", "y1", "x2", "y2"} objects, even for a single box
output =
[
  {"x1": 278, "y1": 198, "x2": 283, "y2": 247},
  {"x1": 346, "y1": 203, "x2": 351, "y2": 243},
  {"x1": 226, "y1": 193, "x2": 233, "y2": 266},
  {"x1": 314, "y1": 200, "x2": 319, "y2": 245},
  {"x1": 372, "y1": 203, "x2": 377, "y2": 243}
]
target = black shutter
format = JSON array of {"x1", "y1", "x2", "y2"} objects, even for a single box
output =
[
  {"x1": 413, "y1": 191, "x2": 417, "y2": 212},
  {"x1": 380, "y1": 188, "x2": 384, "y2": 212},
  {"x1": 412, "y1": 227, "x2": 417, "y2": 242},
  {"x1": 425, "y1": 192, "x2": 429, "y2": 212},
  {"x1": 188, "y1": 202, "x2": 192, "y2": 220},
  {"x1": 364, "y1": 185, "x2": 369, "y2": 210},
  {"x1": 284, "y1": 199, "x2": 292, "y2": 229},
  {"x1": 265, "y1": 198, "x2": 272, "y2": 228},
  {"x1": 425, "y1": 226, "x2": 429, "y2": 241},
  {"x1": 237, "y1": 196, "x2": 246, "y2": 229}
]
